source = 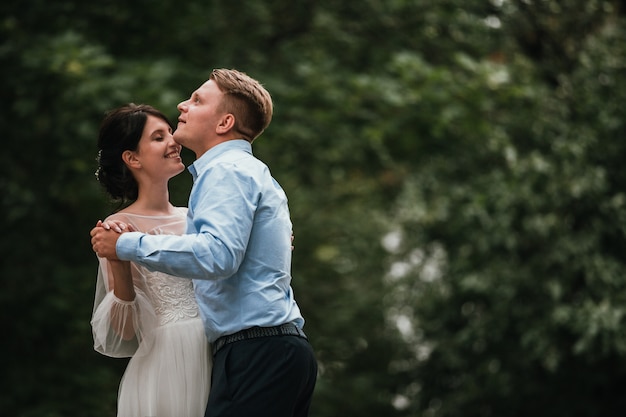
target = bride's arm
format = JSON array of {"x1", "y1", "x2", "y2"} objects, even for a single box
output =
[
  {"x1": 108, "y1": 260, "x2": 137, "y2": 340},
  {"x1": 91, "y1": 217, "x2": 157, "y2": 357},
  {"x1": 92, "y1": 257, "x2": 158, "y2": 357},
  {"x1": 96, "y1": 219, "x2": 138, "y2": 340}
]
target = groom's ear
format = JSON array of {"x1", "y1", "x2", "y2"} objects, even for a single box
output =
[
  {"x1": 122, "y1": 150, "x2": 141, "y2": 169},
  {"x1": 216, "y1": 114, "x2": 236, "y2": 134}
]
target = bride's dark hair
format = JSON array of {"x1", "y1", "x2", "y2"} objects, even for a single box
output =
[{"x1": 95, "y1": 103, "x2": 173, "y2": 203}]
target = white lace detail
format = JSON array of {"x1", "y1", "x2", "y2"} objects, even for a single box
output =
[{"x1": 143, "y1": 269, "x2": 199, "y2": 326}]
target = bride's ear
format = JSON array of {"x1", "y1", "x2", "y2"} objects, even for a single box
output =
[{"x1": 122, "y1": 150, "x2": 141, "y2": 169}]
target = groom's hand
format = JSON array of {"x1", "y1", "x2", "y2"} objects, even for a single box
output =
[{"x1": 91, "y1": 220, "x2": 123, "y2": 260}]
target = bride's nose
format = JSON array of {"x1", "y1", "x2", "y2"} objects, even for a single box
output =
[{"x1": 166, "y1": 134, "x2": 178, "y2": 146}]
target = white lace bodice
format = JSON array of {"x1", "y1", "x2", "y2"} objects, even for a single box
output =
[
  {"x1": 142, "y1": 269, "x2": 199, "y2": 326},
  {"x1": 92, "y1": 207, "x2": 204, "y2": 358}
]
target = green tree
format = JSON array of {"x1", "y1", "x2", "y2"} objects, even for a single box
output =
[{"x1": 382, "y1": 1, "x2": 626, "y2": 416}]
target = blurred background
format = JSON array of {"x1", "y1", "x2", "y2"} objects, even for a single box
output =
[{"x1": 2, "y1": 0, "x2": 626, "y2": 416}]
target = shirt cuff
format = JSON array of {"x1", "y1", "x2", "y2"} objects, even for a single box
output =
[{"x1": 116, "y1": 232, "x2": 143, "y2": 262}]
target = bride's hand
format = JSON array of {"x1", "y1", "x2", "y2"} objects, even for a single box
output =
[{"x1": 95, "y1": 219, "x2": 136, "y2": 233}]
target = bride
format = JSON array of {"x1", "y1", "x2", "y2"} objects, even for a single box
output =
[{"x1": 90, "y1": 103, "x2": 211, "y2": 417}]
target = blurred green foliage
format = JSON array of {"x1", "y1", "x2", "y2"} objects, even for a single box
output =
[{"x1": 1, "y1": 0, "x2": 625, "y2": 416}]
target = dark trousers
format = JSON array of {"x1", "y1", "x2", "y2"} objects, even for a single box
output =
[{"x1": 205, "y1": 335, "x2": 318, "y2": 417}]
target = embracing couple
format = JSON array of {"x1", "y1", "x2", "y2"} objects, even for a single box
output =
[{"x1": 90, "y1": 68, "x2": 317, "y2": 417}]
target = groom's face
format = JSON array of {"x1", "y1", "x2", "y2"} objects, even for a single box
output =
[{"x1": 174, "y1": 80, "x2": 225, "y2": 153}]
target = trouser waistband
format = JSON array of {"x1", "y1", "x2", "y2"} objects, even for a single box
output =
[{"x1": 212, "y1": 323, "x2": 307, "y2": 355}]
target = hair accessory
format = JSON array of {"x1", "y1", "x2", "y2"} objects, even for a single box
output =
[{"x1": 95, "y1": 150, "x2": 103, "y2": 181}]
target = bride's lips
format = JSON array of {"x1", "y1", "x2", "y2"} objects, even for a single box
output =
[{"x1": 165, "y1": 150, "x2": 181, "y2": 159}]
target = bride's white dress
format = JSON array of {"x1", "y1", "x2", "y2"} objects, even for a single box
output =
[{"x1": 91, "y1": 208, "x2": 211, "y2": 417}]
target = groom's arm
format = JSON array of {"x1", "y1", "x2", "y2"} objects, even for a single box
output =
[{"x1": 114, "y1": 231, "x2": 245, "y2": 280}]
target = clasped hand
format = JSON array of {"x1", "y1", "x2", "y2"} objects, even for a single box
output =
[{"x1": 90, "y1": 220, "x2": 135, "y2": 260}]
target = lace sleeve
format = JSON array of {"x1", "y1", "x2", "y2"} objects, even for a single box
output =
[{"x1": 90, "y1": 257, "x2": 157, "y2": 358}]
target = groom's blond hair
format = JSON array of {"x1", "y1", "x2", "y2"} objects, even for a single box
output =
[{"x1": 211, "y1": 68, "x2": 273, "y2": 142}]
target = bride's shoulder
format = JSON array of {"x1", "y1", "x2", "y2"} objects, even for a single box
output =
[{"x1": 104, "y1": 212, "x2": 131, "y2": 222}]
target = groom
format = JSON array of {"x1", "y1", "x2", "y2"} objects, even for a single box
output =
[{"x1": 91, "y1": 68, "x2": 317, "y2": 417}]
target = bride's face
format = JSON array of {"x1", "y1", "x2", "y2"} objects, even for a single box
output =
[{"x1": 128, "y1": 115, "x2": 185, "y2": 181}]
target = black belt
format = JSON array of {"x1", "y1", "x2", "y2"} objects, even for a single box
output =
[{"x1": 212, "y1": 323, "x2": 307, "y2": 354}]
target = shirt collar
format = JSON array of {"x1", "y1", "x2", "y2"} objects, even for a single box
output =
[{"x1": 188, "y1": 139, "x2": 252, "y2": 180}]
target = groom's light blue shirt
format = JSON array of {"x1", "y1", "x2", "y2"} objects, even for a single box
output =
[{"x1": 116, "y1": 140, "x2": 304, "y2": 343}]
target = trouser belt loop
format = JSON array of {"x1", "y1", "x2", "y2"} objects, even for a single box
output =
[{"x1": 212, "y1": 323, "x2": 307, "y2": 355}]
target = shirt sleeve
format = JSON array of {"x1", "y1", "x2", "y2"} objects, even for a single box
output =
[
  {"x1": 116, "y1": 162, "x2": 257, "y2": 280},
  {"x1": 90, "y1": 257, "x2": 157, "y2": 358}
]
